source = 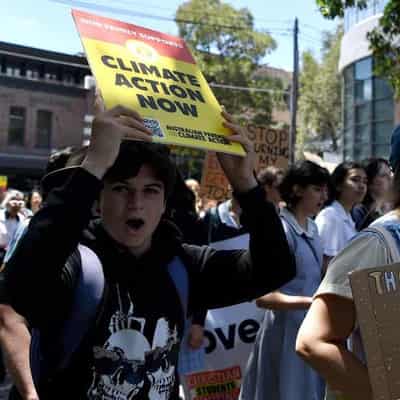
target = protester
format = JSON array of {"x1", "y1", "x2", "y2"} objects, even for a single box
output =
[
  {"x1": 0, "y1": 190, "x2": 26, "y2": 251},
  {"x1": 351, "y1": 158, "x2": 392, "y2": 230},
  {"x1": 25, "y1": 190, "x2": 43, "y2": 216},
  {"x1": 240, "y1": 160, "x2": 329, "y2": 400},
  {"x1": 315, "y1": 161, "x2": 367, "y2": 271},
  {"x1": 184, "y1": 178, "x2": 204, "y2": 216},
  {"x1": 1, "y1": 105, "x2": 295, "y2": 399},
  {"x1": 257, "y1": 166, "x2": 284, "y2": 209},
  {"x1": 296, "y1": 128, "x2": 400, "y2": 400}
]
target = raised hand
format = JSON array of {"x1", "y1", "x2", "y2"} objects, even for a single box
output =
[
  {"x1": 82, "y1": 104, "x2": 153, "y2": 180},
  {"x1": 217, "y1": 110, "x2": 257, "y2": 193}
]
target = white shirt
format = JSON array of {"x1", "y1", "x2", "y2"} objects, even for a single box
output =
[{"x1": 315, "y1": 200, "x2": 357, "y2": 257}]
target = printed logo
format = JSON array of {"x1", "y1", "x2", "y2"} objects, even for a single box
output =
[
  {"x1": 88, "y1": 289, "x2": 179, "y2": 400},
  {"x1": 143, "y1": 118, "x2": 165, "y2": 139},
  {"x1": 125, "y1": 40, "x2": 159, "y2": 63}
]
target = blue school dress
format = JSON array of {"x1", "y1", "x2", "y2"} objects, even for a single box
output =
[{"x1": 240, "y1": 208, "x2": 325, "y2": 400}]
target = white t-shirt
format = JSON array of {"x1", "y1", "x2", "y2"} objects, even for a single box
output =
[{"x1": 315, "y1": 200, "x2": 357, "y2": 257}]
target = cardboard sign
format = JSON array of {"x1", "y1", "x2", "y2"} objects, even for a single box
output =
[
  {"x1": 200, "y1": 152, "x2": 231, "y2": 202},
  {"x1": 247, "y1": 124, "x2": 289, "y2": 170},
  {"x1": 72, "y1": 9, "x2": 244, "y2": 156},
  {"x1": 200, "y1": 126, "x2": 289, "y2": 202},
  {"x1": 350, "y1": 262, "x2": 400, "y2": 400}
]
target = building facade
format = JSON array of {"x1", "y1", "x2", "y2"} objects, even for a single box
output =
[
  {"x1": 0, "y1": 41, "x2": 94, "y2": 191},
  {"x1": 340, "y1": 0, "x2": 397, "y2": 161}
]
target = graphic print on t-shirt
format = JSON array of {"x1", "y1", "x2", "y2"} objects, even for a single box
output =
[{"x1": 87, "y1": 286, "x2": 179, "y2": 400}]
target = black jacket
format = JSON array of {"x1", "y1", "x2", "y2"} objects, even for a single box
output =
[{"x1": 4, "y1": 167, "x2": 295, "y2": 399}]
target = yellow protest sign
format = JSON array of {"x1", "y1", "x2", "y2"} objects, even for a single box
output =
[{"x1": 72, "y1": 9, "x2": 244, "y2": 156}]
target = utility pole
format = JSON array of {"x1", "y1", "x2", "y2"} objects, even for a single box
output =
[{"x1": 289, "y1": 17, "x2": 299, "y2": 165}]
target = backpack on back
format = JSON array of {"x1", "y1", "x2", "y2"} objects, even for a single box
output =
[{"x1": 29, "y1": 245, "x2": 189, "y2": 391}]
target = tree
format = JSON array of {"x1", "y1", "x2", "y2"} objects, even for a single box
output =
[
  {"x1": 175, "y1": 0, "x2": 286, "y2": 125},
  {"x1": 298, "y1": 26, "x2": 343, "y2": 152},
  {"x1": 316, "y1": 0, "x2": 400, "y2": 97}
]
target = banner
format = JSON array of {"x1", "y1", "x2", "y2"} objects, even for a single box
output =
[
  {"x1": 200, "y1": 126, "x2": 289, "y2": 202},
  {"x1": 181, "y1": 234, "x2": 265, "y2": 399},
  {"x1": 72, "y1": 9, "x2": 244, "y2": 156}
]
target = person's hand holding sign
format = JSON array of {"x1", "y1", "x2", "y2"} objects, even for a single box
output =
[
  {"x1": 82, "y1": 102, "x2": 153, "y2": 180},
  {"x1": 217, "y1": 110, "x2": 257, "y2": 193}
]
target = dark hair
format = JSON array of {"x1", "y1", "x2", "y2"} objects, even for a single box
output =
[
  {"x1": 41, "y1": 146, "x2": 88, "y2": 199},
  {"x1": 361, "y1": 158, "x2": 391, "y2": 206},
  {"x1": 257, "y1": 166, "x2": 284, "y2": 186},
  {"x1": 26, "y1": 188, "x2": 42, "y2": 210},
  {"x1": 328, "y1": 161, "x2": 364, "y2": 204},
  {"x1": 279, "y1": 160, "x2": 330, "y2": 207},
  {"x1": 45, "y1": 146, "x2": 79, "y2": 175},
  {"x1": 104, "y1": 141, "x2": 176, "y2": 199}
]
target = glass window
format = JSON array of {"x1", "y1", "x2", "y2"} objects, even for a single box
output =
[
  {"x1": 36, "y1": 110, "x2": 52, "y2": 149},
  {"x1": 8, "y1": 107, "x2": 26, "y2": 146},
  {"x1": 374, "y1": 77, "x2": 393, "y2": 99},
  {"x1": 374, "y1": 98, "x2": 394, "y2": 121},
  {"x1": 373, "y1": 121, "x2": 393, "y2": 145},
  {"x1": 355, "y1": 103, "x2": 371, "y2": 125},
  {"x1": 355, "y1": 58, "x2": 372, "y2": 80},
  {"x1": 354, "y1": 123, "x2": 371, "y2": 145},
  {"x1": 354, "y1": 140, "x2": 371, "y2": 159},
  {"x1": 344, "y1": 106, "x2": 353, "y2": 129},
  {"x1": 355, "y1": 79, "x2": 372, "y2": 103},
  {"x1": 372, "y1": 144, "x2": 390, "y2": 158},
  {"x1": 344, "y1": 65, "x2": 354, "y2": 87}
]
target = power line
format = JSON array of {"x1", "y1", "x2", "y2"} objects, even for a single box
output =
[
  {"x1": 210, "y1": 82, "x2": 288, "y2": 94},
  {"x1": 51, "y1": 0, "x2": 296, "y2": 33},
  {"x1": 52, "y1": 0, "x2": 285, "y2": 31}
]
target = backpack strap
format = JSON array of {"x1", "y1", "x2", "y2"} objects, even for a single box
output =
[
  {"x1": 364, "y1": 223, "x2": 400, "y2": 263},
  {"x1": 167, "y1": 256, "x2": 189, "y2": 318},
  {"x1": 31, "y1": 244, "x2": 105, "y2": 387},
  {"x1": 206, "y1": 206, "x2": 220, "y2": 244},
  {"x1": 58, "y1": 244, "x2": 105, "y2": 369}
]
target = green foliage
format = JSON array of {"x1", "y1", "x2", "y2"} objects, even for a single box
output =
[
  {"x1": 316, "y1": 0, "x2": 367, "y2": 18},
  {"x1": 316, "y1": 0, "x2": 400, "y2": 98},
  {"x1": 298, "y1": 26, "x2": 343, "y2": 152},
  {"x1": 175, "y1": 0, "x2": 286, "y2": 124}
]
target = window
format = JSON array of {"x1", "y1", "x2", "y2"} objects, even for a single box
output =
[
  {"x1": 8, "y1": 107, "x2": 26, "y2": 146},
  {"x1": 36, "y1": 110, "x2": 52, "y2": 149},
  {"x1": 342, "y1": 56, "x2": 394, "y2": 161}
]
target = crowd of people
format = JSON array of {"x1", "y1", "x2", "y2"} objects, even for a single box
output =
[{"x1": 0, "y1": 101, "x2": 398, "y2": 400}]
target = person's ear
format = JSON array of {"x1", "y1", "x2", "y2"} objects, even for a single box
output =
[{"x1": 293, "y1": 184, "x2": 304, "y2": 199}]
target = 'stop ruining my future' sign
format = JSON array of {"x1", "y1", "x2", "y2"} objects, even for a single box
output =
[{"x1": 72, "y1": 9, "x2": 245, "y2": 156}]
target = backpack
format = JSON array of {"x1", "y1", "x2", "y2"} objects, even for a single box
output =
[
  {"x1": 363, "y1": 221, "x2": 400, "y2": 263},
  {"x1": 29, "y1": 244, "x2": 189, "y2": 390}
]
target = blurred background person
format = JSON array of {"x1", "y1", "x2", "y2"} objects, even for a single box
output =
[
  {"x1": 315, "y1": 162, "x2": 367, "y2": 272},
  {"x1": 352, "y1": 158, "x2": 392, "y2": 231},
  {"x1": 257, "y1": 166, "x2": 284, "y2": 209},
  {"x1": 25, "y1": 189, "x2": 43, "y2": 216},
  {"x1": 241, "y1": 160, "x2": 329, "y2": 400},
  {"x1": 0, "y1": 190, "x2": 26, "y2": 252},
  {"x1": 185, "y1": 178, "x2": 204, "y2": 217}
]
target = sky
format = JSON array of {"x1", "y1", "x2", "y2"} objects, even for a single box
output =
[{"x1": 1, "y1": 0, "x2": 339, "y2": 71}]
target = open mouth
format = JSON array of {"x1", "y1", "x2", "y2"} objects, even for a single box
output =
[{"x1": 126, "y1": 218, "x2": 145, "y2": 231}]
